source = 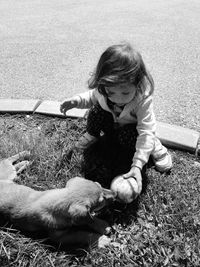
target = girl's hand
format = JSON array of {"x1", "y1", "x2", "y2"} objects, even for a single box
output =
[
  {"x1": 122, "y1": 166, "x2": 142, "y2": 195},
  {"x1": 60, "y1": 98, "x2": 78, "y2": 115}
]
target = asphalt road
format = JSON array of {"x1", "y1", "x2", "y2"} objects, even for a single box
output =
[{"x1": 0, "y1": 0, "x2": 199, "y2": 131}]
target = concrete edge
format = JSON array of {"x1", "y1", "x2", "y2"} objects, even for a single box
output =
[
  {"x1": 33, "y1": 100, "x2": 87, "y2": 118},
  {"x1": 156, "y1": 121, "x2": 200, "y2": 154},
  {"x1": 0, "y1": 99, "x2": 41, "y2": 113},
  {"x1": 0, "y1": 98, "x2": 199, "y2": 155}
]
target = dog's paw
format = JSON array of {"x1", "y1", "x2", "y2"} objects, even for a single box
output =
[
  {"x1": 105, "y1": 226, "x2": 112, "y2": 235},
  {"x1": 97, "y1": 235, "x2": 111, "y2": 248}
]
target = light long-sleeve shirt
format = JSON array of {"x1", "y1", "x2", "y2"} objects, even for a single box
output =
[{"x1": 74, "y1": 89, "x2": 156, "y2": 169}]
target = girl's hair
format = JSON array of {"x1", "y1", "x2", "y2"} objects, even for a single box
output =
[{"x1": 88, "y1": 42, "x2": 154, "y2": 97}]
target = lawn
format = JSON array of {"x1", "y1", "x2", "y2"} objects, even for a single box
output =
[{"x1": 0, "y1": 114, "x2": 200, "y2": 267}]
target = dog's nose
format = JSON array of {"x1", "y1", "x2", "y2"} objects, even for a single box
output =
[{"x1": 103, "y1": 188, "x2": 117, "y2": 202}]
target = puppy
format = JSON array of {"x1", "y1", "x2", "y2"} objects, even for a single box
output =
[{"x1": 0, "y1": 152, "x2": 116, "y2": 248}]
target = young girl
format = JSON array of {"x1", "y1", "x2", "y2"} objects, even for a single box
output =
[{"x1": 60, "y1": 42, "x2": 172, "y2": 202}]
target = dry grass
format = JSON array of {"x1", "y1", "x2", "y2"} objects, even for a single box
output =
[{"x1": 0, "y1": 114, "x2": 200, "y2": 267}]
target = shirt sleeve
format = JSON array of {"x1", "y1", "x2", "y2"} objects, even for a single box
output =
[
  {"x1": 131, "y1": 96, "x2": 156, "y2": 169},
  {"x1": 74, "y1": 89, "x2": 98, "y2": 109}
]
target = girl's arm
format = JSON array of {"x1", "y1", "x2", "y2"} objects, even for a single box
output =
[
  {"x1": 122, "y1": 96, "x2": 155, "y2": 196},
  {"x1": 60, "y1": 89, "x2": 98, "y2": 115},
  {"x1": 75, "y1": 89, "x2": 98, "y2": 108},
  {"x1": 132, "y1": 96, "x2": 156, "y2": 169}
]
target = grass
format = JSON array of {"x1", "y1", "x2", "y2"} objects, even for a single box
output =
[{"x1": 0, "y1": 114, "x2": 200, "y2": 267}]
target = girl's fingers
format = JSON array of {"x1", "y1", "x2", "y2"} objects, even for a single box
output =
[
  {"x1": 60, "y1": 102, "x2": 66, "y2": 112},
  {"x1": 122, "y1": 171, "x2": 132, "y2": 179},
  {"x1": 123, "y1": 172, "x2": 142, "y2": 194},
  {"x1": 60, "y1": 107, "x2": 66, "y2": 116},
  {"x1": 60, "y1": 106, "x2": 65, "y2": 114},
  {"x1": 134, "y1": 175, "x2": 142, "y2": 194}
]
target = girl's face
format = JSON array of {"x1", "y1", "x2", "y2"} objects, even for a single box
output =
[{"x1": 105, "y1": 83, "x2": 136, "y2": 105}]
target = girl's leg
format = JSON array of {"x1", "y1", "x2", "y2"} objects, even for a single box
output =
[
  {"x1": 110, "y1": 123, "x2": 138, "y2": 177},
  {"x1": 82, "y1": 123, "x2": 139, "y2": 188},
  {"x1": 151, "y1": 137, "x2": 172, "y2": 172},
  {"x1": 76, "y1": 103, "x2": 114, "y2": 150},
  {"x1": 81, "y1": 124, "x2": 137, "y2": 188},
  {"x1": 115, "y1": 124, "x2": 138, "y2": 149}
]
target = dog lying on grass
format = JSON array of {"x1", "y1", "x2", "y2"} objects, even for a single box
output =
[{"x1": 0, "y1": 151, "x2": 116, "y2": 248}]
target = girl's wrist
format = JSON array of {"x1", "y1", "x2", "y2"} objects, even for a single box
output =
[
  {"x1": 131, "y1": 165, "x2": 141, "y2": 171},
  {"x1": 71, "y1": 96, "x2": 79, "y2": 107}
]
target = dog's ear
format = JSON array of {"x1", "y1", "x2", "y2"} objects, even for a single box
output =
[
  {"x1": 102, "y1": 188, "x2": 116, "y2": 201},
  {"x1": 65, "y1": 177, "x2": 85, "y2": 188},
  {"x1": 94, "y1": 181, "x2": 102, "y2": 187}
]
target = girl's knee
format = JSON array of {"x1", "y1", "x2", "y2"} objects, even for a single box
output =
[
  {"x1": 152, "y1": 137, "x2": 168, "y2": 157},
  {"x1": 87, "y1": 103, "x2": 114, "y2": 136}
]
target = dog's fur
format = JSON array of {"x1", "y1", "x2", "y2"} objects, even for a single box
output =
[{"x1": 0, "y1": 152, "x2": 116, "y2": 248}]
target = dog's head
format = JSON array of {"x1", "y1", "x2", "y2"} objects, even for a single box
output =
[{"x1": 66, "y1": 177, "x2": 116, "y2": 223}]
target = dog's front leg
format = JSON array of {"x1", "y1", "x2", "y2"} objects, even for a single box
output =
[
  {"x1": 49, "y1": 229, "x2": 110, "y2": 249},
  {"x1": 86, "y1": 217, "x2": 110, "y2": 235}
]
